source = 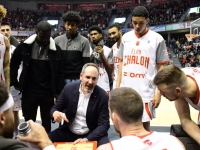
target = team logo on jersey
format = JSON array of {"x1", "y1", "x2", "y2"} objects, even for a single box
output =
[
  {"x1": 143, "y1": 140, "x2": 152, "y2": 146},
  {"x1": 136, "y1": 41, "x2": 140, "y2": 46}
]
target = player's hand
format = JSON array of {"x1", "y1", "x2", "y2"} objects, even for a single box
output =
[
  {"x1": 17, "y1": 120, "x2": 53, "y2": 149},
  {"x1": 151, "y1": 95, "x2": 161, "y2": 108},
  {"x1": 53, "y1": 111, "x2": 69, "y2": 123},
  {"x1": 94, "y1": 46, "x2": 103, "y2": 54},
  {"x1": 73, "y1": 138, "x2": 88, "y2": 144}
]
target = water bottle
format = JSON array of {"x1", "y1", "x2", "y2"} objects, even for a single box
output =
[{"x1": 18, "y1": 122, "x2": 39, "y2": 149}]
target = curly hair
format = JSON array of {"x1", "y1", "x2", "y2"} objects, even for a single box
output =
[
  {"x1": 62, "y1": 11, "x2": 81, "y2": 25},
  {"x1": 0, "y1": 5, "x2": 7, "y2": 18},
  {"x1": 88, "y1": 25, "x2": 102, "y2": 34}
]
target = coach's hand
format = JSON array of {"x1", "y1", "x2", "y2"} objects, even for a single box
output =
[{"x1": 53, "y1": 111, "x2": 69, "y2": 123}]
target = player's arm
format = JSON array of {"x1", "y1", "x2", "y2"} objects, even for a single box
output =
[
  {"x1": 175, "y1": 98, "x2": 200, "y2": 145},
  {"x1": 152, "y1": 64, "x2": 164, "y2": 108},
  {"x1": 116, "y1": 60, "x2": 122, "y2": 88},
  {"x1": 3, "y1": 36, "x2": 10, "y2": 90}
]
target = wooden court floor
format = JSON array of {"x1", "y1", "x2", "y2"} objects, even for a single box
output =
[{"x1": 19, "y1": 96, "x2": 198, "y2": 127}]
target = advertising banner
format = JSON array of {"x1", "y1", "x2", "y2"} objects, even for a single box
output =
[
  {"x1": 74, "y1": 3, "x2": 106, "y2": 10},
  {"x1": 38, "y1": 3, "x2": 71, "y2": 10},
  {"x1": 166, "y1": 23, "x2": 185, "y2": 31},
  {"x1": 108, "y1": 0, "x2": 139, "y2": 9},
  {"x1": 150, "y1": 25, "x2": 165, "y2": 32},
  {"x1": 145, "y1": 0, "x2": 168, "y2": 5}
]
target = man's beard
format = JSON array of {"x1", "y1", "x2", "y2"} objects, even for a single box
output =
[
  {"x1": 2, "y1": 119, "x2": 14, "y2": 138},
  {"x1": 114, "y1": 35, "x2": 120, "y2": 42}
]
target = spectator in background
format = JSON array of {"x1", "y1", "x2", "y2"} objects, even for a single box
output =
[
  {"x1": 54, "y1": 11, "x2": 90, "y2": 84},
  {"x1": 89, "y1": 25, "x2": 113, "y2": 94},
  {"x1": 0, "y1": 21, "x2": 21, "y2": 139},
  {"x1": 10, "y1": 21, "x2": 64, "y2": 133}
]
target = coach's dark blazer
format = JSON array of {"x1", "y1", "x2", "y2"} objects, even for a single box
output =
[{"x1": 50, "y1": 81, "x2": 110, "y2": 141}]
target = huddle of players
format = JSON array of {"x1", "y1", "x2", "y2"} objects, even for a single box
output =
[{"x1": 2, "y1": 4, "x2": 200, "y2": 149}]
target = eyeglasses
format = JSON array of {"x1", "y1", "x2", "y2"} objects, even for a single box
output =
[{"x1": 1, "y1": 29, "x2": 10, "y2": 32}]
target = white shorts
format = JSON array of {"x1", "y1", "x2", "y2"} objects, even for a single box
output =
[
  {"x1": 10, "y1": 86, "x2": 21, "y2": 111},
  {"x1": 142, "y1": 102, "x2": 156, "y2": 122}
]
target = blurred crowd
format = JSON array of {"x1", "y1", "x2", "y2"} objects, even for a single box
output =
[{"x1": 169, "y1": 36, "x2": 200, "y2": 67}]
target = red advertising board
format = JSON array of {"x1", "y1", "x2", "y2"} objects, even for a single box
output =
[
  {"x1": 38, "y1": 3, "x2": 71, "y2": 11},
  {"x1": 74, "y1": 3, "x2": 106, "y2": 10},
  {"x1": 108, "y1": 0, "x2": 139, "y2": 9},
  {"x1": 144, "y1": 0, "x2": 168, "y2": 5}
]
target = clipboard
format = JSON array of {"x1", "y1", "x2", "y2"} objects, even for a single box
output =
[{"x1": 54, "y1": 141, "x2": 97, "y2": 150}]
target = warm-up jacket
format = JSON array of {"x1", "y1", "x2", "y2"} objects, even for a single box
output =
[
  {"x1": 10, "y1": 34, "x2": 65, "y2": 96},
  {"x1": 54, "y1": 33, "x2": 90, "y2": 79}
]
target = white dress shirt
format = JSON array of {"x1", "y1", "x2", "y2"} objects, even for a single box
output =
[{"x1": 69, "y1": 85, "x2": 92, "y2": 135}]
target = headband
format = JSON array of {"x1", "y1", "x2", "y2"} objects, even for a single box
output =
[{"x1": 0, "y1": 93, "x2": 14, "y2": 112}]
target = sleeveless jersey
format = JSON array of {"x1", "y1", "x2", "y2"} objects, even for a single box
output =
[
  {"x1": 112, "y1": 42, "x2": 120, "y2": 89},
  {"x1": 118, "y1": 29, "x2": 169, "y2": 102},
  {"x1": 0, "y1": 34, "x2": 6, "y2": 81},
  {"x1": 182, "y1": 67, "x2": 200, "y2": 110},
  {"x1": 110, "y1": 132, "x2": 184, "y2": 150},
  {"x1": 97, "y1": 45, "x2": 113, "y2": 92}
]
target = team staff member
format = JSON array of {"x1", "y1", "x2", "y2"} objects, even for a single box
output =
[
  {"x1": 55, "y1": 11, "x2": 90, "y2": 84},
  {"x1": 49, "y1": 63, "x2": 110, "y2": 147},
  {"x1": 10, "y1": 21, "x2": 65, "y2": 133},
  {"x1": 116, "y1": 6, "x2": 169, "y2": 131}
]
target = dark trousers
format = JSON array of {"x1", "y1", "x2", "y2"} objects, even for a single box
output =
[
  {"x1": 21, "y1": 92, "x2": 54, "y2": 133},
  {"x1": 49, "y1": 127, "x2": 109, "y2": 147}
]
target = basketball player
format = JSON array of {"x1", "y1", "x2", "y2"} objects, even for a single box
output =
[
  {"x1": 97, "y1": 87, "x2": 185, "y2": 150},
  {"x1": 116, "y1": 6, "x2": 169, "y2": 131},
  {"x1": 108, "y1": 23, "x2": 122, "y2": 89},
  {"x1": 153, "y1": 64, "x2": 200, "y2": 145},
  {"x1": 89, "y1": 25, "x2": 113, "y2": 94},
  {"x1": 0, "y1": 5, "x2": 10, "y2": 90},
  {"x1": 0, "y1": 21, "x2": 21, "y2": 138}
]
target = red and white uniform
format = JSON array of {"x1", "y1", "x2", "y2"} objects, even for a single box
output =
[
  {"x1": 10, "y1": 44, "x2": 22, "y2": 111},
  {"x1": 118, "y1": 29, "x2": 169, "y2": 122},
  {"x1": 112, "y1": 42, "x2": 120, "y2": 89},
  {"x1": 110, "y1": 132, "x2": 184, "y2": 150},
  {"x1": 97, "y1": 45, "x2": 113, "y2": 93},
  {"x1": 181, "y1": 67, "x2": 200, "y2": 124},
  {"x1": 0, "y1": 34, "x2": 6, "y2": 81},
  {"x1": 182, "y1": 67, "x2": 200, "y2": 110}
]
